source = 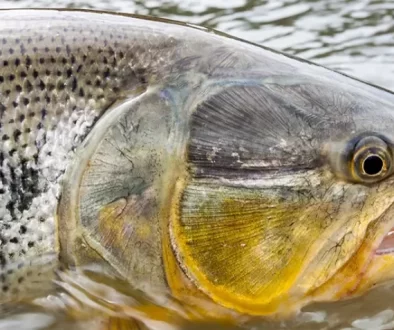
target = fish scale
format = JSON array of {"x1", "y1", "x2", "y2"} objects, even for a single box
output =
[{"x1": 0, "y1": 12, "x2": 161, "y2": 300}]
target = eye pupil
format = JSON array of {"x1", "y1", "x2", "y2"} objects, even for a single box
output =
[{"x1": 363, "y1": 155, "x2": 384, "y2": 176}]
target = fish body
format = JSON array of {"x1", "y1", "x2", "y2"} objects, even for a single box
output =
[{"x1": 1, "y1": 8, "x2": 394, "y2": 322}]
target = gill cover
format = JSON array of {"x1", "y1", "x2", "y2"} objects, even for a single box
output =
[{"x1": 58, "y1": 90, "x2": 184, "y2": 291}]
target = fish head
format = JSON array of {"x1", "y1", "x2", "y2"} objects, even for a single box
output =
[
  {"x1": 46, "y1": 17, "x2": 394, "y2": 319},
  {"x1": 166, "y1": 66, "x2": 394, "y2": 317}
]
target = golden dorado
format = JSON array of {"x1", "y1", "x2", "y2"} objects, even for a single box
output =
[{"x1": 0, "y1": 8, "x2": 394, "y2": 328}]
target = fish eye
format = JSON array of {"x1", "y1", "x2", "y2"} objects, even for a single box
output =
[{"x1": 351, "y1": 135, "x2": 392, "y2": 183}]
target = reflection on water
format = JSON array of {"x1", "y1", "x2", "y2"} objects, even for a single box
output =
[{"x1": 1, "y1": 0, "x2": 394, "y2": 329}]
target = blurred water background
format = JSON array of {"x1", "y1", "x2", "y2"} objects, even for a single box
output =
[{"x1": 1, "y1": 1, "x2": 394, "y2": 329}]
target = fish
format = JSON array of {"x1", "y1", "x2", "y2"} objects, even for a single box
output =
[{"x1": 1, "y1": 7, "x2": 394, "y2": 327}]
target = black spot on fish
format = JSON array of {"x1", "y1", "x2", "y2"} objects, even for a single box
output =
[
  {"x1": 25, "y1": 56, "x2": 32, "y2": 67},
  {"x1": 0, "y1": 103, "x2": 5, "y2": 117},
  {"x1": 13, "y1": 129, "x2": 21, "y2": 142},
  {"x1": 103, "y1": 68, "x2": 110, "y2": 79},
  {"x1": 5, "y1": 153, "x2": 40, "y2": 219},
  {"x1": 38, "y1": 80, "x2": 45, "y2": 91},
  {"x1": 20, "y1": 44, "x2": 27, "y2": 55},
  {"x1": 19, "y1": 225, "x2": 27, "y2": 234},
  {"x1": 71, "y1": 77, "x2": 77, "y2": 92},
  {"x1": 57, "y1": 80, "x2": 65, "y2": 91},
  {"x1": 24, "y1": 80, "x2": 33, "y2": 93}
]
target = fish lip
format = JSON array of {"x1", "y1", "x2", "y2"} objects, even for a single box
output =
[
  {"x1": 371, "y1": 205, "x2": 394, "y2": 256},
  {"x1": 375, "y1": 227, "x2": 394, "y2": 255}
]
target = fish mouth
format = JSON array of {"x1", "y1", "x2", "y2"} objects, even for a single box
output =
[{"x1": 375, "y1": 227, "x2": 394, "y2": 255}]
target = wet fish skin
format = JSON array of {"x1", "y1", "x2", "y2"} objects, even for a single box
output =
[{"x1": 0, "y1": 9, "x2": 176, "y2": 300}]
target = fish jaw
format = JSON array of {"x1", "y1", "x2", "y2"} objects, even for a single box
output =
[{"x1": 293, "y1": 201, "x2": 394, "y2": 309}]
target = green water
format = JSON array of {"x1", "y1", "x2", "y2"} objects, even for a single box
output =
[{"x1": 1, "y1": 1, "x2": 394, "y2": 329}]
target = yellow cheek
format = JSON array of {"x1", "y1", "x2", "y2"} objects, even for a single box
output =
[{"x1": 166, "y1": 179, "x2": 355, "y2": 316}]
